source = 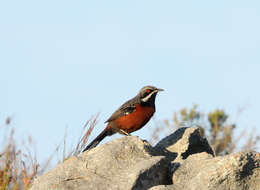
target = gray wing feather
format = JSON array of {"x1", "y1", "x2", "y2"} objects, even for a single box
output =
[{"x1": 105, "y1": 98, "x2": 138, "y2": 123}]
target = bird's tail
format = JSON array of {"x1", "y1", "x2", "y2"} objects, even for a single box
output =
[{"x1": 82, "y1": 126, "x2": 113, "y2": 152}]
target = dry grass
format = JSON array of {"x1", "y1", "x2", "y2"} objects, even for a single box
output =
[
  {"x1": 56, "y1": 114, "x2": 99, "y2": 162},
  {"x1": 0, "y1": 115, "x2": 98, "y2": 189},
  {"x1": 0, "y1": 117, "x2": 38, "y2": 190}
]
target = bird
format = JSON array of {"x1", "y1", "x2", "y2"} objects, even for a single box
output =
[{"x1": 82, "y1": 85, "x2": 163, "y2": 152}]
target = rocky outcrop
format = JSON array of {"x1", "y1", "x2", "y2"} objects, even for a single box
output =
[
  {"x1": 169, "y1": 151, "x2": 260, "y2": 190},
  {"x1": 31, "y1": 127, "x2": 260, "y2": 190},
  {"x1": 31, "y1": 136, "x2": 170, "y2": 190},
  {"x1": 154, "y1": 127, "x2": 214, "y2": 162}
]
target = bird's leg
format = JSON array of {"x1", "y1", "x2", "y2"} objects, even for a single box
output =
[{"x1": 120, "y1": 129, "x2": 131, "y2": 136}]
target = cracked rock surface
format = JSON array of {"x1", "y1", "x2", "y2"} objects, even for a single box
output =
[
  {"x1": 31, "y1": 136, "x2": 170, "y2": 190},
  {"x1": 31, "y1": 127, "x2": 260, "y2": 190}
]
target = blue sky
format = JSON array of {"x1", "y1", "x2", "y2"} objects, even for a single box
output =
[{"x1": 1, "y1": 1, "x2": 260, "y2": 162}]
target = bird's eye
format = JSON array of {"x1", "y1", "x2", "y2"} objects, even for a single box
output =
[{"x1": 146, "y1": 89, "x2": 151, "y2": 93}]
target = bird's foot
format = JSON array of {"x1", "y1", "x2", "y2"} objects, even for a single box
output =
[{"x1": 120, "y1": 129, "x2": 131, "y2": 136}]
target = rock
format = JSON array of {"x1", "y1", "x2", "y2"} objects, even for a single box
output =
[
  {"x1": 31, "y1": 127, "x2": 260, "y2": 190},
  {"x1": 154, "y1": 127, "x2": 215, "y2": 163},
  {"x1": 171, "y1": 151, "x2": 260, "y2": 190},
  {"x1": 31, "y1": 136, "x2": 170, "y2": 190}
]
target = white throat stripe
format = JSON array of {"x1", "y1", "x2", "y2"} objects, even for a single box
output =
[{"x1": 141, "y1": 90, "x2": 157, "y2": 102}]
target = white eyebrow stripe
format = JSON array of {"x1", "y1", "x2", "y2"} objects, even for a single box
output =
[{"x1": 141, "y1": 90, "x2": 157, "y2": 102}]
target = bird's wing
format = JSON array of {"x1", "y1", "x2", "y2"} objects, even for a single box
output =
[{"x1": 105, "y1": 98, "x2": 137, "y2": 123}]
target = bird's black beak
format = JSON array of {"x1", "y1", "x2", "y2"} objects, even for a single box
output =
[{"x1": 156, "y1": 88, "x2": 164, "y2": 92}]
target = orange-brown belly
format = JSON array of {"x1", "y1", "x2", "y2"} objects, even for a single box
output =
[{"x1": 112, "y1": 104, "x2": 155, "y2": 133}]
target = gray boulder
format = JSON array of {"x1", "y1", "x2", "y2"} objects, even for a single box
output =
[
  {"x1": 31, "y1": 136, "x2": 170, "y2": 190},
  {"x1": 171, "y1": 151, "x2": 260, "y2": 190},
  {"x1": 154, "y1": 127, "x2": 215, "y2": 163},
  {"x1": 151, "y1": 151, "x2": 260, "y2": 190},
  {"x1": 31, "y1": 127, "x2": 260, "y2": 190}
]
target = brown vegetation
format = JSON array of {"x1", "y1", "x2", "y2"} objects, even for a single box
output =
[
  {"x1": 150, "y1": 105, "x2": 260, "y2": 155},
  {"x1": 0, "y1": 116, "x2": 98, "y2": 190},
  {"x1": 0, "y1": 117, "x2": 38, "y2": 190}
]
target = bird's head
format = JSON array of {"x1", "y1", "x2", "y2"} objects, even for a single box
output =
[{"x1": 138, "y1": 85, "x2": 164, "y2": 105}]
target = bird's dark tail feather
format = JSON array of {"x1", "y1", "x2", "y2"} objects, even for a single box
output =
[{"x1": 82, "y1": 127, "x2": 113, "y2": 152}]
